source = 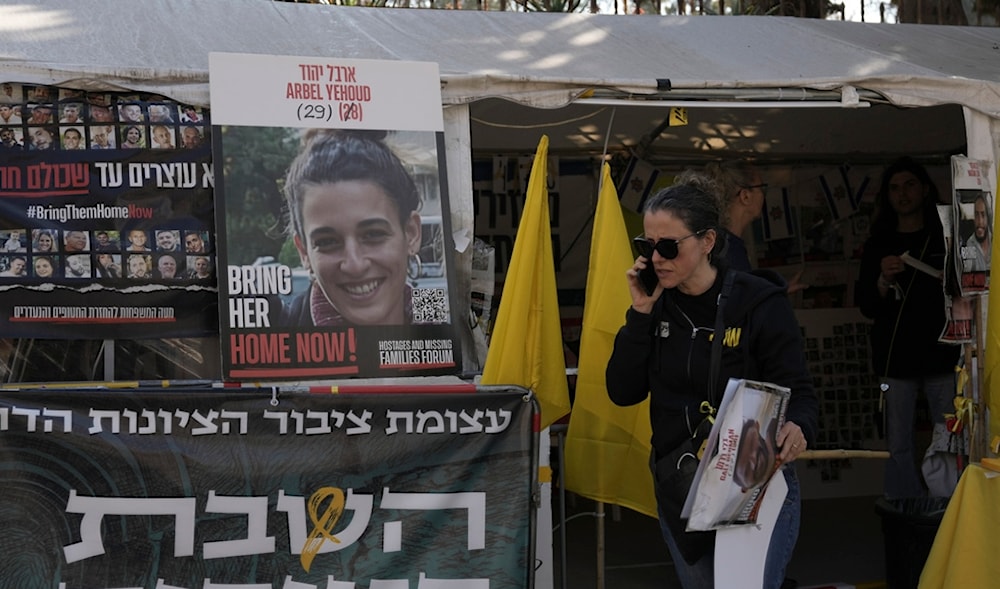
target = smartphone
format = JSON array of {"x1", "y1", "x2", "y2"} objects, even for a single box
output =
[{"x1": 638, "y1": 259, "x2": 658, "y2": 296}]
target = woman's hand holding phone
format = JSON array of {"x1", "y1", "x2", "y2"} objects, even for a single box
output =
[{"x1": 628, "y1": 255, "x2": 661, "y2": 313}]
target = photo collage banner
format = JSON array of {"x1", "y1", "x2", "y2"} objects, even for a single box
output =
[{"x1": 0, "y1": 83, "x2": 217, "y2": 339}]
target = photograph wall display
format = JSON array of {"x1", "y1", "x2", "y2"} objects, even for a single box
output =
[{"x1": 0, "y1": 83, "x2": 217, "y2": 339}]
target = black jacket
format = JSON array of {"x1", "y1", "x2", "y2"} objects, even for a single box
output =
[
  {"x1": 854, "y1": 227, "x2": 959, "y2": 378},
  {"x1": 606, "y1": 268, "x2": 818, "y2": 458}
]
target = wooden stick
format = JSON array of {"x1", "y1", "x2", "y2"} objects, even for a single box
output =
[{"x1": 799, "y1": 449, "x2": 890, "y2": 460}]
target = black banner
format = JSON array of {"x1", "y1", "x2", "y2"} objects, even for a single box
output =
[
  {"x1": 0, "y1": 386, "x2": 537, "y2": 587},
  {"x1": 0, "y1": 85, "x2": 217, "y2": 339}
]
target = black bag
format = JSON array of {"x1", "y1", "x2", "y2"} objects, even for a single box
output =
[{"x1": 650, "y1": 419, "x2": 715, "y2": 565}]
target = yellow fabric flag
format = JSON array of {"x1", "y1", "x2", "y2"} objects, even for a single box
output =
[
  {"x1": 986, "y1": 162, "x2": 1000, "y2": 443},
  {"x1": 481, "y1": 135, "x2": 570, "y2": 431},
  {"x1": 919, "y1": 464, "x2": 1000, "y2": 587},
  {"x1": 563, "y1": 162, "x2": 656, "y2": 518}
]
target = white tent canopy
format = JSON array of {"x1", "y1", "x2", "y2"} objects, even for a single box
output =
[
  {"x1": 4, "y1": 0, "x2": 999, "y2": 161},
  {"x1": 5, "y1": 0, "x2": 1000, "y2": 113}
]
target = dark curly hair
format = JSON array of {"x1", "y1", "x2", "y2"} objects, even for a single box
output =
[
  {"x1": 642, "y1": 181, "x2": 727, "y2": 265},
  {"x1": 870, "y1": 156, "x2": 942, "y2": 235},
  {"x1": 283, "y1": 129, "x2": 421, "y2": 241}
]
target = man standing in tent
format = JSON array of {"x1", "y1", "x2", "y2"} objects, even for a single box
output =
[{"x1": 855, "y1": 157, "x2": 960, "y2": 498}]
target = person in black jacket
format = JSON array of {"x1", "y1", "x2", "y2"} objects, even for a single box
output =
[
  {"x1": 855, "y1": 157, "x2": 959, "y2": 499},
  {"x1": 606, "y1": 181, "x2": 818, "y2": 589},
  {"x1": 280, "y1": 129, "x2": 421, "y2": 326}
]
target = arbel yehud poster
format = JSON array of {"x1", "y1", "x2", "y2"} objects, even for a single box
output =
[{"x1": 210, "y1": 53, "x2": 462, "y2": 380}]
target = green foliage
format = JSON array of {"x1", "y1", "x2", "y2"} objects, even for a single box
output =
[
  {"x1": 219, "y1": 126, "x2": 299, "y2": 265},
  {"x1": 276, "y1": 0, "x2": 588, "y2": 10},
  {"x1": 516, "y1": 0, "x2": 587, "y2": 11},
  {"x1": 275, "y1": 0, "x2": 997, "y2": 20},
  {"x1": 278, "y1": 238, "x2": 303, "y2": 267}
]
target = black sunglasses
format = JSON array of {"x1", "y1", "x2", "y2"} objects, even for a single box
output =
[{"x1": 633, "y1": 230, "x2": 706, "y2": 261}]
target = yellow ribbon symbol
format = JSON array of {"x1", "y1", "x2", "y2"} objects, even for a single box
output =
[
  {"x1": 695, "y1": 401, "x2": 717, "y2": 459},
  {"x1": 955, "y1": 365, "x2": 969, "y2": 397},
  {"x1": 948, "y1": 396, "x2": 975, "y2": 434},
  {"x1": 945, "y1": 365, "x2": 974, "y2": 435},
  {"x1": 300, "y1": 486, "x2": 345, "y2": 572},
  {"x1": 699, "y1": 400, "x2": 717, "y2": 425}
]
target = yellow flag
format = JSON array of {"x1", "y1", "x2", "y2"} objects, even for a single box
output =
[
  {"x1": 985, "y1": 163, "x2": 1000, "y2": 443},
  {"x1": 481, "y1": 135, "x2": 570, "y2": 431},
  {"x1": 563, "y1": 162, "x2": 656, "y2": 517}
]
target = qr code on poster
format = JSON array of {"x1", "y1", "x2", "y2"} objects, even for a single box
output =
[{"x1": 412, "y1": 288, "x2": 450, "y2": 323}]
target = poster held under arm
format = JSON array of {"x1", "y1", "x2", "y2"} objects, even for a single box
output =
[{"x1": 682, "y1": 378, "x2": 790, "y2": 531}]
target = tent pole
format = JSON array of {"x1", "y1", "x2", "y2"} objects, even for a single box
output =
[
  {"x1": 596, "y1": 501, "x2": 605, "y2": 589},
  {"x1": 556, "y1": 427, "x2": 568, "y2": 589},
  {"x1": 971, "y1": 296, "x2": 987, "y2": 462}
]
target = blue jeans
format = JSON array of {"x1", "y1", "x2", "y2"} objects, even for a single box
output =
[
  {"x1": 658, "y1": 467, "x2": 801, "y2": 589},
  {"x1": 881, "y1": 374, "x2": 955, "y2": 499}
]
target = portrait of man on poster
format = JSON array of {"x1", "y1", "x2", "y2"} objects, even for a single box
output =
[
  {"x1": 733, "y1": 417, "x2": 780, "y2": 493},
  {"x1": 962, "y1": 193, "x2": 992, "y2": 272},
  {"x1": 0, "y1": 256, "x2": 26, "y2": 277}
]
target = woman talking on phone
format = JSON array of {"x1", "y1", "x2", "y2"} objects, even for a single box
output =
[{"x1": 606, "y1": 180, "x2": 818, "y2": 589}]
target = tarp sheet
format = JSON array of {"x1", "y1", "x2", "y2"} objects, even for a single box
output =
[{"x1": 2, "y1": 0, "x2": 1000, "y2": 116}]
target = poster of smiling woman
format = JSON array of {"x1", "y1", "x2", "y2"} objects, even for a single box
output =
[{"x1": 210, "y1": 53, "x2": 462, "y2": 381}]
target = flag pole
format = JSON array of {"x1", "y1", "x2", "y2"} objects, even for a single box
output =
[
  {"x1": 596, "y1": 112, "x2": 613, "y2": 589},
  {"x1": 555, "y1": 423, "x2": 568, "y2": 589},
  {"x1": 596, "y1": 501, "x2": 606, "y2": 589}
]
